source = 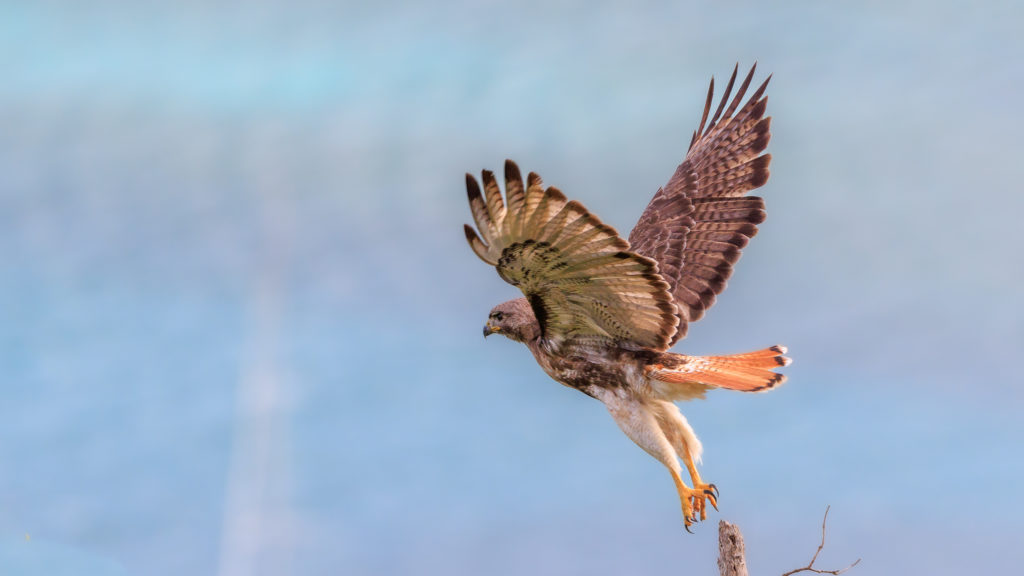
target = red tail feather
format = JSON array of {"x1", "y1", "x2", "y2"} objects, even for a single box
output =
[{"x1": 647, "y1": 346, "x2": 790, "y2": 393}]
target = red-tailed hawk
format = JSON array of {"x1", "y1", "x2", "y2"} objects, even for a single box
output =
[{"x1": 464, "y1": 64, "x2": 789, "y2": 531}]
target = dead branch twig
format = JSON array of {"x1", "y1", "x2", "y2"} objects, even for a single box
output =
[{"x1": 780, "y1": 506, "x2": 861, "y2": 576}]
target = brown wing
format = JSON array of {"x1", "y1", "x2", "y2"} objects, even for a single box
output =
[
  {"x1": 628, "y1": 64, "x2": 772, "y2": 344},
  {"x1": 465, "y1": 160, "x2": 678, "y2": 351}
]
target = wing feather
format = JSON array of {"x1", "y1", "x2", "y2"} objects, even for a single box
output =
[
  {"x1": 629, "y1": 64, "x2": 773, "y2": 343},
  {"x1": 465, "y1": 160, "x2": 678, "y2": 351}
]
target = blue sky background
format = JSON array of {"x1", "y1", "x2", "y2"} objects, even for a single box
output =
[{"x1": 1, "y1": 1, "x2": 1022, "y2": 575}]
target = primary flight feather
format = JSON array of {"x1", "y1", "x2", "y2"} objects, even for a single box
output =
[{"x1": 464, "y1": 64, "x2": 789, "y2": 531}]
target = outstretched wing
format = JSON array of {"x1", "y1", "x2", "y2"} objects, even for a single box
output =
[
  {"x1": 629, "y1": 64, "x2": 772, "y2": 344},
  {"x1": 465, "y1": 160, "x2": 678, "y2": 351}
]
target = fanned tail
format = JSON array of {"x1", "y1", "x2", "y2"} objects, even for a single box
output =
[{"x1": 647, "y1": 345, "x2": 791, "y2": 394}]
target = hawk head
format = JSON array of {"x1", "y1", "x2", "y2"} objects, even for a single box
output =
[{"x1": 483, "y1": 298, "x2": 539, "y2": 343}]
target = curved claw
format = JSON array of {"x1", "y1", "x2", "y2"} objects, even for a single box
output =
[
  {"x1": 685, "y1": 522, "x2": 695, "y2": 534},
  {"x1": 703, "y1": 490, "x2": 718, "y2": 506},
  {"x1": 709, "y1": 483, "x2": 719, "y2": 498}
]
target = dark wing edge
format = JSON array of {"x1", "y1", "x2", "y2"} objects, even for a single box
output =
[
  {"x1": 628, "y1": 63, "x2": 773, "y2": 344},
  {"x1": 465, "y1": 160, "x2": 679, "y2": 351}
]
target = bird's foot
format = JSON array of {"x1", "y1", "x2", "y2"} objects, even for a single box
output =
[
  {"x1": 680, "y1": 483, "x2": 719, "y2": 532},
  {"x1": 694, "y1": 481, "x2": 719, "y2": 511}
]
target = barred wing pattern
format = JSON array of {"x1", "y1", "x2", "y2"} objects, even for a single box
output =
[
  {"x1": 465, "y1": 161, "x2": 678, "y2": 351},
  {"x1": 629, "y1": 64, "x2": 772, "y2": 344}
]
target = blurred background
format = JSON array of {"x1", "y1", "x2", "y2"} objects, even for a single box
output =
[{"x1": 1, "y1": 0, "x2": 1022, "y2": 574}]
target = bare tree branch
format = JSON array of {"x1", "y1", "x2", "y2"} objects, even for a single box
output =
[{"x1": 780, "y1": 506, "x2": 861, "y2": 576}]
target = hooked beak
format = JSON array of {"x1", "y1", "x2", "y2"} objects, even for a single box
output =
[{"x1": 483, "y1": 323, "x2": 500, "y2": 338}]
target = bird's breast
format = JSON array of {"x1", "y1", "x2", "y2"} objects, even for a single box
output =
[{"x1": 527, "y1": 341, "x2": 639, "y2": 395}]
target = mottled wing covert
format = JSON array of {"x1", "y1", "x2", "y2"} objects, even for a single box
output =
[
  {"x1": 465, "y1": 160, "x2": 678, "y2": 351},
  {"x1": 629, "y1": 64, "x2": 773, "y2": 344}
]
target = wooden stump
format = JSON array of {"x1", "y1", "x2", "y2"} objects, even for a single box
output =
[{"x1": 717, "y1": 520, "x2": 748, "y2": 576}]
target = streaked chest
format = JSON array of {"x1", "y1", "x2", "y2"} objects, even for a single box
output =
[{"x1": 527, "y1": 340, "x2": 647, "y2": 394}]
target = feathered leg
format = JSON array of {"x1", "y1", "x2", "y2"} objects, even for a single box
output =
[
  {"x1": 651, "y1": 400, "x2": 719, "y2": 522},
  {"x1": 595, "y1": 389, "x2": 712, "y2": 530}
]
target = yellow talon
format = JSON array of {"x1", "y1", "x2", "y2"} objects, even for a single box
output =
[{"x1": 672, "y1": 469, "x2": 719, "y2": 529}]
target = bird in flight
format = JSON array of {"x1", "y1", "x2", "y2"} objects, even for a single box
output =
[{"x1": 463, "y1": 64, "x2": 789, "y2": 531}]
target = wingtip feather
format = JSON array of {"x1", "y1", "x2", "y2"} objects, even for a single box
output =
[{"x1": 504, "y1": 159, "x2": 522, "y2": 184}]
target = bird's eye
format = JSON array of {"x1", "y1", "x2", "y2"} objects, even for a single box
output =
[{"x1": 494, "y1": 312, "x2": 504, "y2": 321}]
